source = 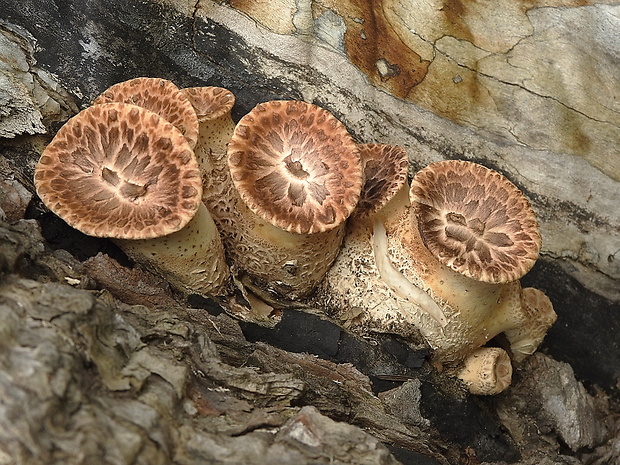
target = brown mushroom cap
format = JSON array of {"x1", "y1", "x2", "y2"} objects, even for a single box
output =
[
  {"x1": 180, "y1": 86, "x2": 235, "y2": 122},
  {"x1": 227, "y1": 100, "x2": 362, "y2": 235},
  {"x1": 354, "y1": 143, "x2": 409, "y2": 219},
  {"x1": 93, "y1": 77, "x2": 199, "y2": 149},
  {"x1": 35, "y1": 102, "x2": 202, "y2": 240},
  {"x1": 410, "y1": 160, "x2": 541, "y2": 283}
]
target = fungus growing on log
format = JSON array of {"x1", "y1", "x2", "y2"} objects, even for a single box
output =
[
  {"x1": 220, "y1": 100, "x2": 363, "y2": 299},
  {"x1": 34, "y1": 102, "x2": 230, "y2": 296},
  {"x1": 404, "y1": 160, "x2": 556, "y2": 363},
  {"x1": 316, "y1": 158, "x2": 556, "y2": 394},
  {"x1": 411, "y1": 159, "x2": 541, "y2": 284}
]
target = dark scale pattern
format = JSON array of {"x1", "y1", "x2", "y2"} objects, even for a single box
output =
[
  {"x1": 93, "y1": 77, "x2": 199, "y2": 149},
  {"x1": 35, "y1": 103, "x2": 202, "y2": 240},
  {"x1": 227, "y1": 100, "x2": 363, "y2": 234},
  {"x1": 181, "y1": 86, "x2": 235, "y2": 121},
  {"x1": 355, "y1": 143, "x2": 409, "y2": 219},
  {"x1": 410, "y1": 160, "x2": 541, "y2": 283}
]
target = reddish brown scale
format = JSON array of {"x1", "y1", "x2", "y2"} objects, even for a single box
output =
[
  {"x1": 34, "y1": 102, "x2": 202, "y2": 240},
  {"x1": 410, "y1": 160, "x2": 541, "y2": 283}
]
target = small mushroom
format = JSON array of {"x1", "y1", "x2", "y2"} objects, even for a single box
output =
[
  {"x1": 221, "y1": 100, "x2": 363, "y2": 299},
  {"x1": 179, "y1": 86, "x2": 235, "y2": 171},
  {"x1": 93, "y1": 77, "x2": 199, "y2": 149},
  {"x1": 34, "y1": 102, "x2": 230, "y2": 297},
  {"x1": 457, "y1": 347, "x2": 513, "y2": 395},
  {"x1": 179, "y1": 86, "x2": 238, "y2": 218},
  {"x1": 504, "y1": 287, "x2": 557, "y2": 362}
]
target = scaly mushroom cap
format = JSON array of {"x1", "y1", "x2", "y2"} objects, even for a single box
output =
[
  {"x1": 93, "y1": 77, "x2": 199, "y2": 149},
  {"x1": 227, "y1": 100, "x2": 362, "y2": 235},
  {"x1": 34, "y1": 103, "x2": 202, "y2": 240},
  {"x1": 410, "y1": 160, "x2": 541, "y2": 283},
  {"x1": 180, "y1": 86, "x2": 235, "y2": 122},
  {"x1": 354, "y1": 143, "x2": 409, "y2": 220}
]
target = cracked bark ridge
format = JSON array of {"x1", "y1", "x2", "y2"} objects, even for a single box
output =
[
  {"x1": 0, "y1": 245, "x2": 406, "y2": 464},
  {"x1": 0, "y1": 215, "x2": 616, "y2": 463}
]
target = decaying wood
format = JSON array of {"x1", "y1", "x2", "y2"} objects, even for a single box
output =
[{"x1": 0, "y1": 216, "x2": 617, "y2": 465}]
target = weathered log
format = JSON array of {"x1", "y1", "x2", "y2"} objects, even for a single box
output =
[{"x1": 0, "y1": 0, "x2": 619, "y2": 463}]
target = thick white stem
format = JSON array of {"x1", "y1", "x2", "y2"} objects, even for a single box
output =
[
  {"x1": 372, "y1": 218, "x2": 447, "y2": 327},
  {"x1": 115, "y1": 203, "x2": 230, "y2": 297}
]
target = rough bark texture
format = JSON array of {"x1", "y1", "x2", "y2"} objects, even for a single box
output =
[{"x1": 0, "y1": 1, "x2": 619, "y2": 464}]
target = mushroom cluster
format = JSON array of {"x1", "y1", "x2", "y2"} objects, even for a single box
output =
[
  {"x1": 35, "y1": 78, "x2": 231, "y2": 297},
  {"x1": 317, "y1": 159, "x2": 557, "y2": 395},
  {"x1": 34, "y1": 77, "x2": 556, "y2": 395}
]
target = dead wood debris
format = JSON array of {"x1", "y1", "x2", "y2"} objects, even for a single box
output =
[{"x1": 0, "y1": 211, "x2": 617, "y2": 464}]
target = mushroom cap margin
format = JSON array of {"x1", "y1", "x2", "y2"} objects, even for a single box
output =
[{"x1": 93, "y1": 77, "x2": 199, "y2": 149}]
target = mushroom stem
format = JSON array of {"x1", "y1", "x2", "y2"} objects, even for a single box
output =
[
  {"x1": 372, "y1": 218, "x2": 447, "y2": 327},
  {"x1": 179, "y1": 86, "x2": 236, "y2": 197},
  {"x1": 457, "y1": 347, "x2": 513, "y2": 395},
  {"x1": 400, "y1": 217, "x2": 526, "y2": 362},
  {"x1": 114, "y1": 202, "x2": 231, "y2": 297},
  {"x1": 228, "y1": 196, "x2": 346, "y2": 300},
  {"x1": 194, "y1": 111, "x2": 235, "y2": 176},
  {"x1": 215, "y1": 100, "x2": 362, "y2": 301}
]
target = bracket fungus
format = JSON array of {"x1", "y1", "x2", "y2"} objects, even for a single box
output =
[
  {"x1": 219, "y1": 100, "x2": 363, "y2": 300},
  {"x1": 34, "y1": 102, "x2": 230, "y2": 297},
  {"x1": 32, "y1": 74, "x2": 557, "y2": 396}
]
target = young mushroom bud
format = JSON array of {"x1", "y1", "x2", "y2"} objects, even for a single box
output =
[
  {"x1": 34, "y1": 102, "x2": 230, "y2": 297},
  {"x1": 222, "y1": 100, "x2": 363, "y2": 300},
  {"x1": 93, "y1": 77, "x2": 199, "y2": 150},
  {"x1": 457, "y1": 347, "x2": 513, "y2": 395},
  {"x1": 504, "y1": 287, "x2": 557, "y2": 362}
]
